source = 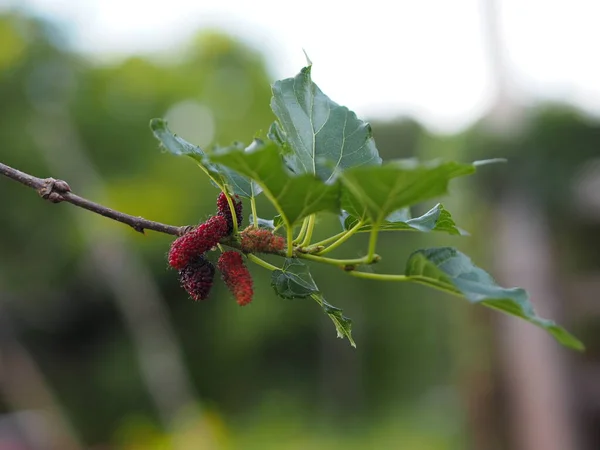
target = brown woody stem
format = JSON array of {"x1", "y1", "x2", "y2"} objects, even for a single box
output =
[{"x1": 0, "y1": 161, "x2": 188, "y2": 236}]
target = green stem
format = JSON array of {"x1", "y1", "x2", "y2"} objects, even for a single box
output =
[
  {"x1": 247, "y1": 254, "x2": 279, "y2": 271},
  {"x1": 298, "y1": 252, "x2": 374, "y2": 268},
  {"x1": 193, "y1": 162, "x2": 225, "y2": 192},
  {"x1": 366, "y1": 227, "x2": 379, "y2": 262},
  {"x1": 223, "y1": 191, "x2": 239, "y2": 235},
  {"x1": 286, "y1": 226, "x2": 294, "y2": 257},
  {"x1": 221, "y1": 169, "x2": 288, "y2": 242},
  {"x1": 347, "y1": 271, "x2": 409, "y2": 282},
  {"x1": 294, "y1": 217, "x2": 310, "y2": 244},
  {"x1": 316, "y1": 219, "x2": 364, "y2": 255},
  {"x1": 299, "y1": 215, "x2": 316, "y2": 247},
  {"x1": 250, "y1": 196, "x2": 258, "y2": 228},
  {"x1": 192, "y1": 161, "x2": 239, "y2": 236},
  {"x1": 309, "y1": 230, "x2": 348, "y2": 248}
]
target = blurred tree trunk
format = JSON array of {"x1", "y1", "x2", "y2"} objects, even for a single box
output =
[
  {"x1": 492, "y1": 190, "x2": 580, "y2": 450},
  {"x1": 476, "y1": 1, "x2": 579, "y2": 448}
]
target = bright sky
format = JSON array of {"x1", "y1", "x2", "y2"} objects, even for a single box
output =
[{"x1": 4, "y1": 0, "x2": 600, "y2": 133}]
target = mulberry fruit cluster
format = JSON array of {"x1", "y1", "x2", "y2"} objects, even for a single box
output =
[
  {"x1": 239, "y1": 226, "x2": 286, "y2": 254},
  {"x1": 168, "y1": 191, "x2": 255, "y2": 306}
]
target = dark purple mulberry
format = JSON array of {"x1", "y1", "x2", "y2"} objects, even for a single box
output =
[{"x1": 178, "y1": 256, "x2": 216, "y2": 301}]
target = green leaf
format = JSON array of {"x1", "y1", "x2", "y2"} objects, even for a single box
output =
[
  {"x1": 271, "y1": 259, "x2": 319, "y2": 299},
  {"x1": 272, "y1": 215, "x2": 285, "y2": 230},
  {"x1": 267, "y1": 121, "x2": 288, "y2": 152},
  {"x1": 342, "y1": 203, "x2": 466, "y2": 235},
  {"x1": 385, "y1": 208, "x2": 411, "y2": 222},
  {"x1": 208, "y1": 143, "x2": 340, "y2": 227},
  {"x1": 213, "y1": 141, "x2": 264, "y2": 198},
  {"x1": 271, "y1": 65, "x2": 382, "y2": 182},
  {"x1": 339, "y1": 159, "x2": 476, "y2": 226},
  {"x1": 150, "y1": 118, "x2": 258, "y2": 198},
  {"x1": 249, "y1": 215, "x2": 275, "y2": 230},
  {"x1": 150, "y1": 118, "x2": 206, "y2": 158},
  {"x1": 404, "y1": 247, "x2": 584, "y2": 351},
  {"x1": 248, "y1": 214, "x2": 285, "y2": 231},
  {"x1": 311, "y1": 293, "x2": 355, "y2": 348},
  {"x1": 271, "y1": 259, "x2": 355, "y2": 347}
]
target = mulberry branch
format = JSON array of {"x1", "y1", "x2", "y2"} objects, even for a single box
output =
[{"x1": 0, "y1": 161, "x2": 188, "y2": 236}]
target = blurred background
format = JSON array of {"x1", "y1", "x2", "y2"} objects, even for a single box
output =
[{"x1": 0, "y1": 0, "x2": 599, "y2": 449}]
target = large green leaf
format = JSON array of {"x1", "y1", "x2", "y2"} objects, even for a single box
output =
[
  {"x1": 150, "y1": 118, "x2": 259, "y2": 197},
  {"x1": 404, "y1": 247, "x2": 584, "y2": 351},
  {"x1": 271, "y1": 259, "x2": 355, "y2": 346},
  {"x1": 271, "y1": 65, "x2": 382, "y2": 182},
  {"x1": 339, "y1": 159, "x2": 477, "y2": 226},
  {"x1": 208, "y1": 143, "x2": 340, "y2": 227},
  {"x1": 342, "y1": 203, "x2": 465, "y2": 235}
]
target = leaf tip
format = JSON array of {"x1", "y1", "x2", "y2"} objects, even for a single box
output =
[
  {"x1": 572, "y1": 341, "x2": 586, "y2": 352},
  {"x1": 302, "y1": 49, "x2": 313, "y2": 67},
  {"x1": 554, "y1": 330, "x2": 585, "y2": 352},
  {"x1": 458, "y1": 227, "x2": 471, "y2": 236},
  {"x1": 474, "y1": 158, "x2": 507, "y2": 167}
]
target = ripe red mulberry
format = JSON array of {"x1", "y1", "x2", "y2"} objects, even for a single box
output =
[
  {"x1": 179, "y1": 256, "x2": 215, "y2": 301},
  {"x1": 168, "y1": 215, "x2": 228, "y2": 270},
  {"x1": 217, "y1": 251, "x2": 253, "y2": 306},
  {"x1": 239, "y1": 227, "x2": 286, "y2": 254},
  {"x1": 216, "y1": 191, "x2": 243, "y2": 233}
]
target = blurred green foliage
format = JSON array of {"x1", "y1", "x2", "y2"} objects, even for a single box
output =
[
  {"x1": 0, "y1": 12, "x2": 459, "y2": 447},
  {"x1": 1, "y1": 9, "x2": 598, "y2": 449}
]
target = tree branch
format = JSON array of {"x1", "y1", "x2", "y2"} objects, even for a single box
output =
[
  {"x1": 0, "y1": 161, "x2": 375, "y2": 268},
  {"x1": 0, "y1": 161, "x2": 189, "y2": 236}
]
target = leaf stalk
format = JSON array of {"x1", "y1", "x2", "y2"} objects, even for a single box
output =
[
  {"x1": 299, "y1": 215, "x2": 316, "y2": 247},
  {"x1": 293, "y1": 217, "x2": 310, "y2": 244},
  {"x1": 247, "y1": 254, "x2": 279, "y2": 271},
  {"x1": 315, "y1": 219, "x2": 364, "y2": 255},
  {"x1": 250, "y1": 196, "x2": 258, "y2": 228}
]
